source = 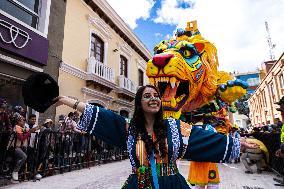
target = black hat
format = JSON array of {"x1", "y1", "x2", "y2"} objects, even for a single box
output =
[{"x1": 22, "y1": 73, "x2": 59, "y2": 113}]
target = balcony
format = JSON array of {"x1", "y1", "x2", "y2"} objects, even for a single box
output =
[
  {"x1": 117, "y1": 75, "x2": 136, "y2": 99},
  {"x1": 86, "y1": 57, "x2": 116, "y2": 90}
]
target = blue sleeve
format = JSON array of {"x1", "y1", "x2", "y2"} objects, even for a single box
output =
[
  {"x1": 78, "y1": 104, "x2": 127, "y2": 150},
  {"x1": 182, "y1": 127, "x2": 233, "y2": 162}
]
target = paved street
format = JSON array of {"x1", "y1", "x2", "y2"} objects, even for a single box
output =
[{"x1": 0, "y1": 160, "x2": 282, "y2": 189}]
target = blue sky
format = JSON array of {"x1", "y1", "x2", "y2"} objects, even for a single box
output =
[{"x1": 106, "y1": 0, "x2": 284, "y2": 73}]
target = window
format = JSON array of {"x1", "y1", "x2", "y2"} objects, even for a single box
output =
[
  {"x1": 270, "y1": 83, "x2": 276, "y2": 102},
  {"x1": 91, "y1": 34, "x2": 104, "y2": 63},
  {"x1": 246, "y1": 77, "x2": 260, "y2": 86},
  {"x1": 120, "y1": 55, "x2": 128, "y2": 77},
  {"x1": 262, "y1": 90, "x2": 267, "y2": 107},
  {"x1": 1, "y1": 0, "x2": 40, "y2": 28},
  {"x1": 280, "y1": 74, "x2": 284, "y2": 88},
  {"x1": 138, "y1": 69, "x2": 144, "y2": 86}
]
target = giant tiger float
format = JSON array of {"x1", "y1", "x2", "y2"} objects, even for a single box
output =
[{"x1": 146, "y1": 20, "x2": 248, "y2": 186}]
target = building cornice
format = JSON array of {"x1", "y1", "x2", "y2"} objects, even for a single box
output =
[
  {"x1": 60, "y1": 61, "x2": 87, "y2": 80},
  {"x1": 83, "y1": 0, "x2": 152, "y2": 62},
  {"x1": 86, "y1": 73, "x2": 117, "y2": 89},
  {"x1": 82, "y1": 87, "x2": 113, "y2": 101},
  {"x1": 117, "y1": 88, "x2": 136, "y2": 99},
  {"x1": 0, "y1": 53, "x2": 43, "y2": 72},
  {"x1": 113, "y1": 98, "x2": 134, "y2": 108},
  {"x1": 87, "y1": 14, "x2": 112, "y2": 39}
]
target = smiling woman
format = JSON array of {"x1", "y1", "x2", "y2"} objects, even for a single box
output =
[{"x1": 51, "y1": 84, "x2": 238, "y2": 189}]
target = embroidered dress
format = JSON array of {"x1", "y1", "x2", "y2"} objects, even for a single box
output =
[{"x1": 78, "y1": 104, "x2": 235, "y2": 189}]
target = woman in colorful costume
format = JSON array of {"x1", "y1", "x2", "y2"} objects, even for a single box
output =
[
  {"x1": 187, "y1": 112, "x2": 223, "y2": 189},
  {"x1": 55, "y1": 85, "x2": 238, "y2": 189}
]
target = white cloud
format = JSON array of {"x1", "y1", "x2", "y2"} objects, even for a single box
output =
[
  {"x1": 154, "y1": 0, "x2": 284, "y2": 72},
  {"x1": 106, "y1": 0, "x2": 155, "y2": 29},
  {"x1": 154, "y1": 32, "x2": 163, "y2": 37}
]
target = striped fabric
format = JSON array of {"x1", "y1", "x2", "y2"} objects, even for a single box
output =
[{"x1": 132, "y1": 162, "x2": 179, "y2": 177}]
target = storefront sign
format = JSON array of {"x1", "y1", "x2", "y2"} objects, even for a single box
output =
[{"x1": 0, "y1": 13, "x2": 48, "y2": 65}]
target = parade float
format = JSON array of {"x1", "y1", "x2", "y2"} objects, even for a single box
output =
[{"x1": 146, "y1": 20, "x2": 248, "y2": 187}]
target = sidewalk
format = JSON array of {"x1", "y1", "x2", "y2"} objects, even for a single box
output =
[
  {"x1": 177, "y1": 160, "x2": 282, "y2": 189},
  {"x1": 0, "y1": 160, "x2": 282, "y2": 189}
]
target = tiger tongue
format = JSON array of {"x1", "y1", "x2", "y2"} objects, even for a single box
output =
[{"x1": 163, "y1": 85, "x2": 177, "y2": 101}]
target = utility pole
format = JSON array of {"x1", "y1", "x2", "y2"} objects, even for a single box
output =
[{"x1": 265, "y1": 21, "x2": 276, "y2": 60}]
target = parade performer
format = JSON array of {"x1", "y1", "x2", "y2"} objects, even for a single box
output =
[
  {"x1": 51, "y1": 85, "x2": 238, "y2": 189},
  {"x1": 145, "y1": 20, "x2": 248, "y2": 189},
  {"x1": 187, "y1": 114, "x2": 220, "y2": 189}
]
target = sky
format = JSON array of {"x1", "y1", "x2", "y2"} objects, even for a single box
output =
[{"x1": 106, "y1": 0, "x2": 284, "y2": 73}]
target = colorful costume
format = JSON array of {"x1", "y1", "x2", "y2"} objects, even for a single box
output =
[
  {"x1": 78, "y1": 104, "x2": 236, "y2": 189},
  {"x1": 145, "y1": 20, "x2": 247, "y2": 188},
  {"x1": 188, "y1": 124, "x2": 220, "y2": 187}
]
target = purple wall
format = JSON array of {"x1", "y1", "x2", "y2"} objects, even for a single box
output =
[{"x1": 0, "y1": 13, "x2": 48, "y2": 65}]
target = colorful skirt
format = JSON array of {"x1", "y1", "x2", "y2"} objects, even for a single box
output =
[
  {"x1": 122, "y1": 173, "x2": 191, "y2": 189},
  {"x1": 122, "y1": 163, "x2": 190, "y2": 189},
  {"x1": 187, "y1": 161, "x2": 220, "y2": 186}
]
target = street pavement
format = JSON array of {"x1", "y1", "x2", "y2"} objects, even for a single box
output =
[{"x1": 0, "y1": 160, "x2": 282, "y2": 189}]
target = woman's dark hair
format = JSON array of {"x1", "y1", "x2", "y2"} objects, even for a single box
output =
[{"x1": 129, "y1": 85, "x2": 167, "y2": 158}]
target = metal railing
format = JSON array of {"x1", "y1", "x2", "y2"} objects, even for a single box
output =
[
  {"x1": 87, "y1": 57, "x2": 115, "y2": 82},
  {"x1": 0, "y1": 131, "x2": 128, "y2": 185},
  {"x1": 117, "y1": 75, "x2": 136, "y2": 93}
]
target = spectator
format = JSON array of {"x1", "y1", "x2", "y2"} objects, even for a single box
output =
[
  {"x1": 28, "y1": 114, "x2": 41, "y2": 148},
  {"x1": 35, "y1": 118, "x2": 53, "y2": 179},
  {"x1": 26, "y1": 114, "x2": 41, "y2": 179},
  {"x1": 62, "y1": 112, "x2": 83, "y2": 133},
  {"x1": 52, "y1": 115, "x2": 65, "y2": 132},
  {"x1": 241, "y1": 137, "x2": 269, "y2": 174},
  {"x1": 275, "y1": 143, "x2": 284, "y2": 158},
  {"x1": 230, "y1": 124, "x2": 241, "y2": 163},
  {"x1": 13, "y1": 105, "x2": 26, "y2": 118},
  {"x1": 11, "y1": 114, "x2": 30, "y2": 181},
  {"x1": 0, "y1": 99, "x2": 12, "y2": 174},
  {"x1": 73, "y1": 111, "x2": 80, "y2": 123},
  {"x1": 0, "y1": 99, "x2": 12, "y2": 132}
]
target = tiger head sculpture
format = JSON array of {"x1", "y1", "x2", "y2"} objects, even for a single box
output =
[{"x1": 146, "y1": 21, "x2": 220, "y2": 119}]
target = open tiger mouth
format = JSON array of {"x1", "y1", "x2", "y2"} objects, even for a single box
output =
[{"x1": 149, "y1": 77, "x2": 189, "y2": 111}]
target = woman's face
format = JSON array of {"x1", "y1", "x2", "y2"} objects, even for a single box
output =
[
  {"x1": 141, "y1": 87, "x2": 161, "y2": 114},
  {"x1": 17, "y1": 117, "x2": 25, "y2": 127}
]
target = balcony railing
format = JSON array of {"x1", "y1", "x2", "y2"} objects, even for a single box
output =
[
  {"x1": 118, "y1": 75, "x2": 136, "y2": 93},
  {"x1": 87, "y1": 57, "x2": 114, "y2": 82}
]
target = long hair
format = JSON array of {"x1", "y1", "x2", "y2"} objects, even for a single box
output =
[{"x1": 130, "y1": 85, "x2": 167, "y2": 158}]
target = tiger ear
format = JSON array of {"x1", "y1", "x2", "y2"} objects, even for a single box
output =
[{"x1": 194, "y1": 43, "x2": 205, "y2": 53}]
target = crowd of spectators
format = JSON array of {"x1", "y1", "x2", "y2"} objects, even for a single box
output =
[
  {"x1": 0, "y1": 98, "x2": 126, "y2": 183},
  {"x1": 237, "y1": 122, "x2": 282, "y2": 173}
]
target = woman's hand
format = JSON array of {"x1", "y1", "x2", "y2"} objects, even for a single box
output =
[{"x1": 53, "y1": 96, "x2": 66, "y2": 107}]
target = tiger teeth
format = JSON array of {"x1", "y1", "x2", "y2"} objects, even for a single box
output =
[
  {"x1": 149, "y1": 78, "x2": 155, "y2": 85},
  {"x1": 176, "y1": 81, "x2": 180, "y2": 87},
  {"x1": 165, "y1": 77, "x2": 169, "y2": 82},
  {"x1": 155, "y1": 78, "x2": 160, "y2": 84},
  {"x1": 170, "y1": 77, "x2": 176, "y2": 88}
]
